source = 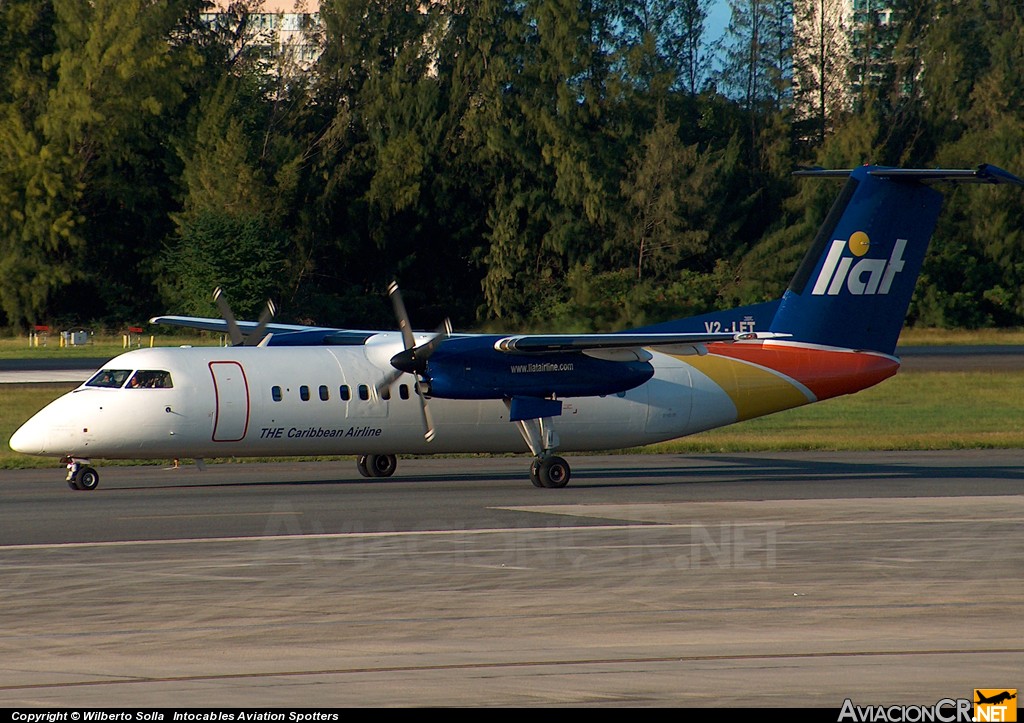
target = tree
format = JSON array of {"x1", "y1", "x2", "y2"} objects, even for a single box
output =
[
  {"x1": 675, "y1": 0, "x2": 714, "y2": 96},
  {"x1": 160, "y1": 212, "x2": 288, "y2": 319},
  {"x1": 478, "y1": 0, "x2": 622, "y2": 323},
  {"x1": 162, "y1": 72, "x2": 295, "y2": 318},
  {"x1": 45, "y1": 0, "x2": 208, "y2": 321},
  {"x1": 616, "y1": 108, "x2": 722, "y2": 282},
  {"x1": 717, "y1": 0, "x2": 794, "y2": 170},
  {"x1": 0, "y1": 0, "x2": 81, "y2": 328},
  {"x1": 610, "y1": 0, "x2": 713, "y2": 96},
  {"x1": 0, "y1": 0, "x2": 209, "y2": 327},
  {"x1": 792, "y1": 0, "x2": 850, "y2": 145},
  {"x1": 306, "y1": 0, "x2": 493, "y2": 327},
  {"x1": 915, "y1": 3, "x2": 1024, "y2": 327}
]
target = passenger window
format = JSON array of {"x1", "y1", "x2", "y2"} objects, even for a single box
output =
[
  {"x1": 300, "y1": 385, "x2": 310, "y2": 401},
  {"x1": 319, "y1": 385, "x2": 329, "y2": 401},
  {"x1": 380, "y1": 386, "x2": 391, "y2": 401},
  {"x1": 399, "y1": 384, "x2": 409, "y2": 400},
  {"x1": 272, "y1": 386, "x2": 282, "y2": 402},
  {"x1": 340, "y1": 385, "x2": 351, "y2": 401},
  {"x1": 358, "y1": 384, "x2": 369, "y2": 401}
]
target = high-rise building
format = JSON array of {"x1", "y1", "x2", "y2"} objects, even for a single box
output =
[
  {"x1": 201, "y1": 1, "x2": 323, "y2": 74},
  {"x1": 792, "y1": 0, "x2": 901, "y2": 139},
  {"x1": 846, "y1": 0, "x2": 903, "y2": 101}
]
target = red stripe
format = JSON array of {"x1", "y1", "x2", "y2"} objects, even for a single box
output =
[{"x1": 706, "y1": 342, "x2": 899, "y2": 400}]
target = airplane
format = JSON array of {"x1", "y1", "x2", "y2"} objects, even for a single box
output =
[
  {"x1": 10, "y1": 163, "x2": 1024, "y2": 491},
  {"x1": 975, "y1": 691, "x2": 1017, "y2": 706}
]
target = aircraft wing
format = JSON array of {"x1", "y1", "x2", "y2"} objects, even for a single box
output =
[
  {"x1": 149, "y1": 315, "x2": 329, "y2": 335},
  {"x1": 149, "y1": 315, "x2": 384, "y2": 346},
  {"x1": 493, "y1": 331, "x2": 790, "y2": 354},
  {"x1": 151, "y1": 314, "x2": 790, "y2": 355}
]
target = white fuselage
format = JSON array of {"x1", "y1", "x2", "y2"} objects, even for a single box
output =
[{"x1": 11, "y1": 336, "x2": 745, "y2": 460}]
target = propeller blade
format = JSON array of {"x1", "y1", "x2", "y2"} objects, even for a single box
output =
[
  {"x1": 417, "y1": 387, "x2": 435, "y2": 442},
  {"x1": 420, "y1": 318, "x2": 452, "y2": 355},
  {"x1": 244, "y1": 299, "x2": 277, "y2": 347},
  {"x1": 213, "y1": 287, "x2": 244, "y2": 346},
  {"x1": 374, "y1": 368, "x2": 403, "y2": 399},
  {"x1": 409, "y1": 325, "x2": 448, "y2": 443},
  {"x1": 380, "y1": 283, "x2": 450, "y2": 443},
  {"x1": 387, "y1": 281, "x2": 416, "y2": 351}
]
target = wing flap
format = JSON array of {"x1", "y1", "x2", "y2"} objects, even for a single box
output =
[{"x1": 582, "y1": 347, "x2": 654, "y2": 362}]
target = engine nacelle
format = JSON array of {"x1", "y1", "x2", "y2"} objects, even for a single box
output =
[{"x1": 421, "y1": 336, "x2": 654, "y2": 400}]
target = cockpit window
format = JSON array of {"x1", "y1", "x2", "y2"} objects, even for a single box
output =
[
  {"x1": 127, "y1": 370, "x2": 173, "y2": 389},
  {"x1": 86, "y1": 369, "x2": 132, "y2": 388}
]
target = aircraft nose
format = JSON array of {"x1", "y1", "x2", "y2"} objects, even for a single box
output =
[{"x1": 9, "y1": 417, "x2": 46, "y2": 455}]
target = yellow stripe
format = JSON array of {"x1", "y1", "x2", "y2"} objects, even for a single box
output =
[{"x1": 682, "y1": 354, "x2": 812, "y2": 422}]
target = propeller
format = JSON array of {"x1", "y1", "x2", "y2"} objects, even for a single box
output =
[
  {"x1": 213, "y1": 287, "x2": 276, "y2": 347},
  {"x1": 374, "y1": 281, "x2": 451, "y2": 442},
  {"x1": 248, "y1": 297, "x2": 278, "y2": 346}
]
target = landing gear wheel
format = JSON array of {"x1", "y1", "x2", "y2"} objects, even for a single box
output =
[
  {"x1": 529, "y1": 459, "x2": 543, "y2": 488},
  {"x1": 364, "y1": 454, "x2": 397, "y2": 478},
  {"x1": 71, "y1": 466, "x2": 100, "y2": 491},
  {"x1": 356, "y1": 455, "x2": 372, "y2": 478},
  {"x1": 537, "y1": 456, "x2": 571, "y2": 489}
]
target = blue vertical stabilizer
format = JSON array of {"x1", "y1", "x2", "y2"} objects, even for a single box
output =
[{"x1": 770, "y1": 164, "x2": 1024, "y2": 355}]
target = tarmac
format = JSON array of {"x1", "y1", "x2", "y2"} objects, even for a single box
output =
[{"x1": 0, "y1": 452, "x2": 1021, "y2": 707}]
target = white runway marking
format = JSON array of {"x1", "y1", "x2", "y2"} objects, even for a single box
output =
[{"x1": 0, "y1": 523, "x2": 681, "y2": 552}]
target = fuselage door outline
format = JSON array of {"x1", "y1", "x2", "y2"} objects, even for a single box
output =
[{"x1": 209, "y1": 360, "x2": 250, "y2": 442}]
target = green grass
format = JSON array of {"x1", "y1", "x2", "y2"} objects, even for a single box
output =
[
  {"x1": 1, "y1": 383, "x2": 78, "y2": 469},
  {"x1": 640, "y1": 369, "x2": 1024, "y2": 453},
  {"x1": 0, "y1": 333, "x2": 220, "y2": 359},
  {"x1": 3, "y1": 370, "x2": 1024, "y2": 469},
  {"x1": 897, "y1": 326, "x2": 1024, "y2": 346}
]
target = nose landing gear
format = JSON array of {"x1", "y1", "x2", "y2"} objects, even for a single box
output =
[{"x1": 63, "y1": 457, "x2": 100, "y2": 491}]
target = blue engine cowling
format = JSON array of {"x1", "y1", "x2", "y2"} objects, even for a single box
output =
[{"x1": 420, "y1": 336, "x2": 653, "y2": 400}]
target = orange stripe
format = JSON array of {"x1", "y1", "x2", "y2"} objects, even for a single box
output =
[{"x1": 705, "y1": 342, "x2": 899, "y2": 401}]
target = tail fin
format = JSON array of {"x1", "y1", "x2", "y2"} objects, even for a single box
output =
[{"x1": 770, "y1": 164, "x2": 1024, "y2": 355}]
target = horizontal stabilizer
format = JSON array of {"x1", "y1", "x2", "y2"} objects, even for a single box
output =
[{"x1": 794, "y1": 163, "x2": 1024, "y2": 186}]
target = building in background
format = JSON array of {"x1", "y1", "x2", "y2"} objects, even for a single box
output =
[
  {"x1": 202, "y1": 0, "x2": 323, "y2": 75},
  {"x1": 792, "y1": 0, "x2": 901, "y2": 141}
]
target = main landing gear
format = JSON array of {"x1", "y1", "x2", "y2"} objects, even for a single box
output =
[
  {"x1": 529, "y1": 455, "x2": 571, "y2": 488},
  {"x1": 63, "y1": 457, "x2": 99, "y2": 491},
  {"x1": 356, "y1": 454, "x2": 398, "y2": 478},
  {"x1": 355, "y1": 399, "x2": 574, "y2": 487},
  {"x1": 514, "y1": 414, "x2": 572, "y2": 489}
]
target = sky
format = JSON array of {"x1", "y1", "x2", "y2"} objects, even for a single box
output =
[{"x1": 708, "y1": 1, "x2": 731, "y2": 42}]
